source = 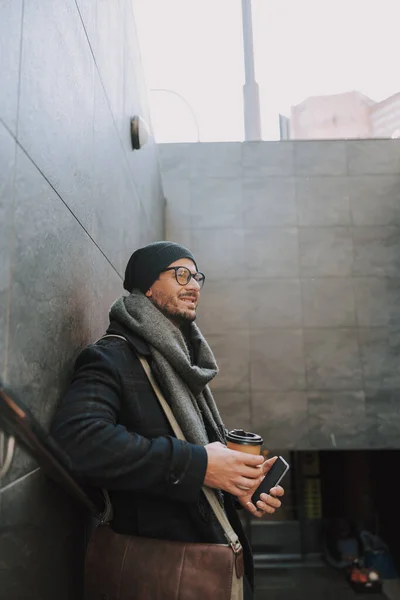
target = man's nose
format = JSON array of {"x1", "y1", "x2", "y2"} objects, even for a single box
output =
[{"x1": 187, "y1": 277, "x2": 200, "y2": 291}]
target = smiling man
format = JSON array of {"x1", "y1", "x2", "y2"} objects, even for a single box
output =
[
  {"x1": 51, "y1": 241, "x2": 284, "y2": 600},
  {"x1": 144, "y1": 258, "x2": 201, "y2": 324}
]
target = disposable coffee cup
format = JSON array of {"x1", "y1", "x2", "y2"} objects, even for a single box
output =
[{"x1": 226, "y1": 429, "x2": 263, "y2": 455}]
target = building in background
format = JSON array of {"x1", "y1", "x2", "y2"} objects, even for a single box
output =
[
  {"x1": 287, "y1": 91, "x2": 400, "y2": 139},
  {"x1": 371, "y1": 92, "x2": 400, "y2": 138}
]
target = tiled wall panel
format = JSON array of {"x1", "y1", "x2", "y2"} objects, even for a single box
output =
[
  {"x1": 0, "y1": 1, "x2": 163, "y2": 597},
  {"x1": 160, "y1": 139, "x2": 400, "y2": 451}
]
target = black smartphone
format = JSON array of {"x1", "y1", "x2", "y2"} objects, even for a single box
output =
[{"x1": 251, "y1": 455, "x2": 290, "y2": 505}]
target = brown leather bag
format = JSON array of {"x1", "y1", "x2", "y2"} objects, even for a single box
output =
[
  {"x1": 86, "y1": 526, "x2": 243, "y2": 600},
  {"x1": 85, "y1": 340, "x2": 244, "y2": 600}
]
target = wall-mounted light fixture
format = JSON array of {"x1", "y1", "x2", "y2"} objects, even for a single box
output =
[{"x1": 130, "y1": 115, "x2": 150, "y2": 150}]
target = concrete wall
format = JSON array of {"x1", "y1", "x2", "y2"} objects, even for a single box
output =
[
  {"x1": 0, "y1": 1, "x2": 163, "y2": 598},
  {"x1": 159, "y1": 140, "x2": 400, "y2": 452}
]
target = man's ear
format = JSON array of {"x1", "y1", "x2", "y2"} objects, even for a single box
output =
[{"x1": 145, "y1": 288, "x2": 152, "y2": 298}]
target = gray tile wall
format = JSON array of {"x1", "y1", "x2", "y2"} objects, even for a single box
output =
[
  {"x1": 0, "y1": 1, "x2": 163, "y2": 597},
  {"x1": 159, "y1": 140, "x2": 400, "y2": 452}
]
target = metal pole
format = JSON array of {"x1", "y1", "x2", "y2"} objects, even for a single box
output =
[{"x1": 241, "y1": 0, "x2": 262, "y2": 140}]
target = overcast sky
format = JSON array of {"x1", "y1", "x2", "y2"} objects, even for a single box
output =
[{"x1": 133, "y1": 0, "x2": 399, "y2": 142}]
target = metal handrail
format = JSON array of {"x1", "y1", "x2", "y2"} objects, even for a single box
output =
[
  {"x1": 0, "y1": 381, "x2": 105, "y2": 517},
  {"x1": 0, "y1": 432, "x2": 15, "y2": 479}
]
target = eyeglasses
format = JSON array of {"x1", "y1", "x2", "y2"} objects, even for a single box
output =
[{"x1": 161, "y1": 266, "x2": 205, "y2": 289}]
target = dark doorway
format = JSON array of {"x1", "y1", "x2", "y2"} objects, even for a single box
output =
[
  {"x1": 320, "y1": 450, "x2": 400, "y2": 573},
  {"x1": 250, "y1": 450, "x2": 400, "y2": 599}
]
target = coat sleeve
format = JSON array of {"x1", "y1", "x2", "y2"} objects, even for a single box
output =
[{"x1": 51, "y1": 345, "x2": 208, "y2": 503}]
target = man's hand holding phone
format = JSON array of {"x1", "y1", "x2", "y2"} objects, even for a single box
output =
[{"x1": 237, "y1": 455, "x2": 287, "y2": 518}]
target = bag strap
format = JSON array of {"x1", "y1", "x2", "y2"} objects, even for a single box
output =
[
  {"x1": 137, "y1": 352, "x2": 241, "y2": 552},
  {"x1": 98, "y1": 334, "x2": 242, "y2": 554}
]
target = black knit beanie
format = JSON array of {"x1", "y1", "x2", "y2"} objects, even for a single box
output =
[{"x1": 123, "y1": 241, "x2": 198, "y2": 293}]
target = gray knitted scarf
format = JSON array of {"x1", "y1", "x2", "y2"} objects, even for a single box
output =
[{"x1": 109, "y1": 291, "x2": 226, "y2": 447}]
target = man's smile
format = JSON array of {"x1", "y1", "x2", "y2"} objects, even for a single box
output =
[{"x1": 179, "y1": 294, "x2": 198, "y2": 307}]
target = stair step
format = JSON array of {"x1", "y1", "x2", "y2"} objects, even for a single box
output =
[{"x1": 254, "y1": 553, "x2": 324, "y2": 570}]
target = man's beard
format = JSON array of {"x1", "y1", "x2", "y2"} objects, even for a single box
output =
[{"x1": 149, "y1": 292, "x2": 197, "y2": 326}]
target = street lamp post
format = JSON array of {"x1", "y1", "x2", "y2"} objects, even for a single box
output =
[
  {"x1": 241, "y1": 0, "x2": 262, "y2": 140},
  {"x1": 150, "y1": 88, "x2": 200, "y2": 142}
]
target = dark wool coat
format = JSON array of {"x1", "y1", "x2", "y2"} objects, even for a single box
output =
[{"x1": 51, "y1": 319, "x2": 254, "y2": 590}]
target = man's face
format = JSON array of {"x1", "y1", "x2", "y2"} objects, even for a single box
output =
[{"x1": 145, "y1": 258, "x2": 201, "y2": 326}]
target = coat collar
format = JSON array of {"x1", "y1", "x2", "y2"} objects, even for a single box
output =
[{"x1": 106, "y1": 320, "x2": 151, "y2": 357}]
